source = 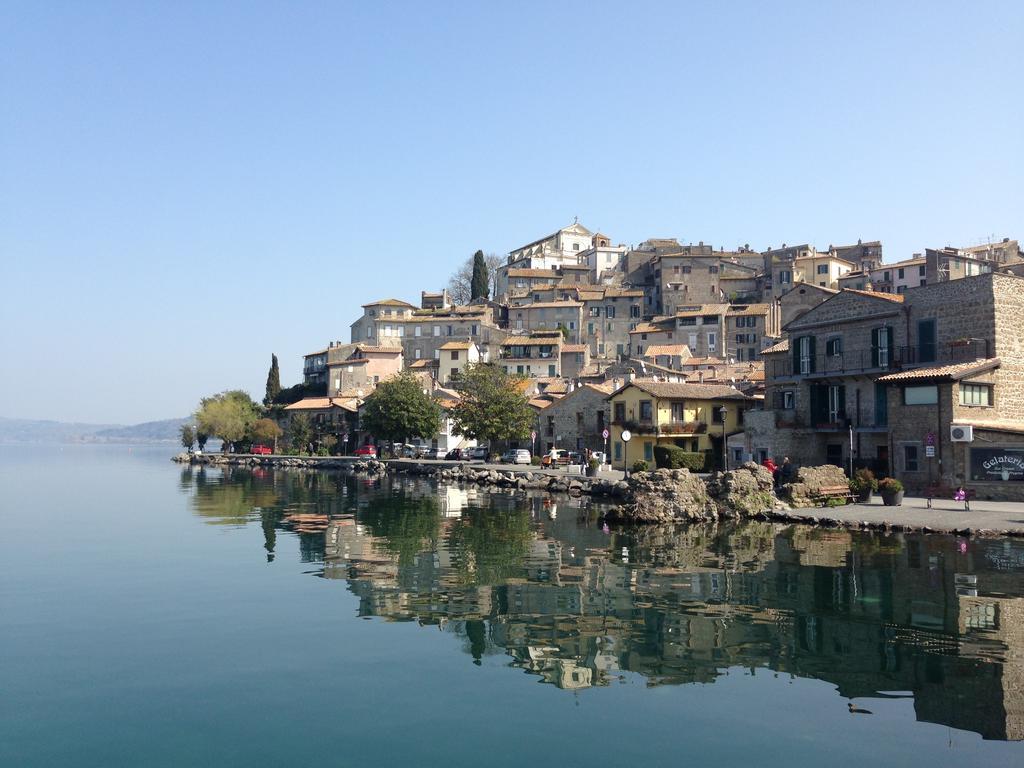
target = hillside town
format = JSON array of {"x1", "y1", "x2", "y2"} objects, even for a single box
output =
[{"x1": 278, "y1": 222, "x2": 1024, "y2": 501}]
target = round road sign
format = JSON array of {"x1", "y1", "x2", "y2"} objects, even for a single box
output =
[{"x1": 602, "y1": 429, "x2": 610, "y2": 440}]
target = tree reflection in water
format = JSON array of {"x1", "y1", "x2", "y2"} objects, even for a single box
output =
[{"x1": 182, "y1": 470, "x2": 1024, "y2": 741}]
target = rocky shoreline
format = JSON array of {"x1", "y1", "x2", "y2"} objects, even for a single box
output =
[{"x1": 172, "y1": 453, "x2": 1023, "y2": 538}]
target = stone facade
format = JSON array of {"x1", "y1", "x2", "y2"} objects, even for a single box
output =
[
  {"x1": 538, "y1": 384, "x2": 612, "y2": 454},
  {"x1": 753, "y1": 273, "x2": 1024, "y2": 501}
]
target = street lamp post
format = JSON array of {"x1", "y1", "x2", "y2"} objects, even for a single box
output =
[{"x1": 720, "y1": 406, "x2": 728, "y2": 472}]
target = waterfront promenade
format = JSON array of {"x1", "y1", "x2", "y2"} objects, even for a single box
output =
[{"x1": 776, "y1": 494, "x2": 1024, "y2": 536}]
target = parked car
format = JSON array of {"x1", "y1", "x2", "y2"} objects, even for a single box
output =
[
  {"x1": 400, "y1": 444, "x2": 419, "y2": 458},
  {"x1": 419, "y1": 446, "x2": 445, "y2": 460},
  {"x1": 445, "y1": 448, "x2": 467, "y2": 460},
  {"x1": 354, "y1": 445, "x2": 377, "y2": 457},
  {"x1": 251, "y1": 444, "x2": 272, "y2": 455},
  {"x1": 567, "y1": 451, "x2": 583, "y2": 465},
  {"x1": 469, "y1": 446, "x2": 489, "y2": 461},
  {"x1": 501, "y1": 448, "x2": 532, "y2": 465}
]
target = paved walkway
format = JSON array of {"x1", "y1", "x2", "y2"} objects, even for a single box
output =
[{"x1": 779, "y1": 494, "x2": 1024, "y2": 535}]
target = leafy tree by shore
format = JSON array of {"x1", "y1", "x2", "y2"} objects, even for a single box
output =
[
  {"x1": 361, "y1": 372, "x2": 441, "y2": 447},
  {"x1": 449, "y1": 363, "x2": 533, "y2": 444},
  {"x1": 250, "y1": 418, "x2": 283, "y2": 450},
  {"x1": 180, "y1": 424, "x2": 195, "y2": 452},
  {"x1": 195, "y1": 390, "x2": 260, "y2": 452},
  {"x1": 287, "y1": 414, "x2": 314, "y2": 453}
]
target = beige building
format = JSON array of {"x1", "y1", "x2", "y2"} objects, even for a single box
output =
[
  {"x1": 349, "y1": 298, "x2": 416, "y2": 346},
  {"x1": 437, "y1": 340, "x2": 482, "y2": 385},
  {"x1": 507, "y1": 300, "x2": 584, "y2": 340},
  {"x1": 499, "y1": 333, "x2": 564, "y2": 378}
]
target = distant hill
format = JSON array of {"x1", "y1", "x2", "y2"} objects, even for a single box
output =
[
  {"x1": 92, "y1": 417, "x2": 192, "y2": 442},
  {"x1": 0, "y1": 416, "x2": 191, "y2": 444}
]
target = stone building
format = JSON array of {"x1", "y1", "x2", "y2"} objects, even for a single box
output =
[
  {"x1": 777, "y1": 283, "x2": 837, "y2": 328},
  {"x1": 537, "y1": 383, "x2": 613, "y2": 454},
  {"x1": 327, "y1": 344, "x2": 403, "y2": 395},
  {"x1": 507, "y1": 300, "x2": 584, "y2": 340},
  {"x1": 576, "y1": 286, "x2": 644, "y2": 359},
  {"x1": 877, "y1": 272, "x2": 1024, "y2": 499},
  {"x1": 827, "y1": 239, "x2": 883, "y2": 272},
  {"x1": 349, "y1": 298, "x2": 416, "y2": 346},
  {"x1": 302, "y1": 347, "x2": 329, "y2": 387},
  {"x1": 559, "y1": 344, "x2": 590, "y2": 379},
  {"x1": 399, "y1": 303, "x2": 507, "y2": 365},
  {"x1": 748, "y1": 273, "x2": 1024, "y2": 499}
]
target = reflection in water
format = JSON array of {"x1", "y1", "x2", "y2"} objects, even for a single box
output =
[{"x1": 182, "y1": 468, "x2": 1024, "y2": 742}]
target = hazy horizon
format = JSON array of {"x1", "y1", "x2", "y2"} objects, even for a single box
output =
[{"x1": 3, "y1": 1, "x2": 1022, "y2": 423}]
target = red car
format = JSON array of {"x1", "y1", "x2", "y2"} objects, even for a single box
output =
[
  {"x1": 251, "y1": 444, "x2": 273, "y2": 455},
  {"x1": 354, "y1": 445, "x2": 377, "y2": 457}
]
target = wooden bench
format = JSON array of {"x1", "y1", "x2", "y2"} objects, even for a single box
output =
[
  {"x1": 925, "y1": 485, "x2": 977, "y2": 511},
  {"x1": 813, "y1": 485, "x2": 856, "y2": 506}
]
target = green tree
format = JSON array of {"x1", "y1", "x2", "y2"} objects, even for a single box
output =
[
  {"x1": 264, "y1": 354, "x2": 281, "y2": 406},
  {"x1": 180, "y1": 423, "x2": 196, "y2": 452},
  {"x1": 470, "y1": 249, "x2": 489, "y2": 301},
  {"x1": 449, "y1": 363, "x2": 534, "y2": 444},
  {"x1": 196, "y1": 431, "x2": 209, "y2": 450},
  {"x1": 250, "y1": 418, "x2": 283, "y2": 451},
  {"x1": 195, "y1": 390, "x2": 261, "y2": 453},
  {"x1": 287, "y1": 414, "x2": 314, "y2": 453},
  {"x1": 361, "y1": 372, "x2": 441, "y2": 446}
]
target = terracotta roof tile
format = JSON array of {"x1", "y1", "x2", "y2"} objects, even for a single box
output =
[
  {"x1": 761, "y1": 339, "x2": 790, "y2": 354},
  {"x1": 877, "y1": 358, "x2": 999, "y2": 383},
  {"x1": 614, "y1": 380, "x2": 750, "y2": 401},
  {"x1": 361, "y1": 298, "x2": 415, "y2": 308},
  {"x1": 843, "y1": 288, "x2": 904, "y2": 303}
]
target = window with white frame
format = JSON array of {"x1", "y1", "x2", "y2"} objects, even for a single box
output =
[
  {"x1": 960, "y1": 383, "x2": 992, "y2": 407},
  {"x1": 799, "y1": 336, "x2": 812, "y2": 374}
]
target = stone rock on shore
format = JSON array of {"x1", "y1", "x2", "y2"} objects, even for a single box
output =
[
  {"x1": 607, "y1": 468, "x2": 716, "y2": 523},
  {"x1": 706, "y1": 462, "x2": 783, "y2": 517},
  {"x1": 779, "y1": 464, "x2": 849, "y2": 508}
]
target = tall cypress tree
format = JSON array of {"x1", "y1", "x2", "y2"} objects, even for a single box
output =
[
  {"x1": 470, "y1": 250, "x2": 489, "y2": 301},
  {"x1": 264, "y1": 354, "x2": 281, "y2": 405}
]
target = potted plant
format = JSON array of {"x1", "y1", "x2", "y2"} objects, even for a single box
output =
[
  {"x1": 586, "y1": 458, "x2": 600, "y2": 477},
  {"x1": 849, "y1": 468, "x2": 878, "y2": 503},
  {"x1": 878, "y1": 477, "x2": 904, "y2": 506}
]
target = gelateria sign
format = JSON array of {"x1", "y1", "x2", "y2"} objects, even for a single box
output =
[{"x1": 970, "y1": 448, "x2": 1024, "y2": 482}]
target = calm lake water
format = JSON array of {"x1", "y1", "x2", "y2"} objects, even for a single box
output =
[{"x1": 2, "y1": 445, "x2": 1023, "y2": 766}]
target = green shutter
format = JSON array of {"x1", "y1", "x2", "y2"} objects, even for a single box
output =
[
  {"x1": 808, "y1": 336, "x2": 817, "y2": 373},
  {"x1": 886, "y1": 327, "x2": 895, "y2": 368},
  {"x1": 871, "y1": 328, "x2": 879, "y2": 367},
  {"x1": 838, "y1": 385, "x2": 846, "y2": 422},
  {"x1": 792, "y1": 337, "x2": 801, "y2": 374}
]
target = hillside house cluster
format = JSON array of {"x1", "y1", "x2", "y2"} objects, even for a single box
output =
[{"x1": 283, "y1": 221, "x2": 1024, "y2": 496}]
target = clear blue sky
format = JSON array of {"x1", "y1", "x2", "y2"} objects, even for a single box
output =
[{"x1": 2, "y1": 1, "x2": 1021, "y2": 424}]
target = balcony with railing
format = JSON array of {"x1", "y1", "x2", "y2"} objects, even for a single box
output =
[{"x1": 767, "y1": 339, "x2": 990, "y2": 380}]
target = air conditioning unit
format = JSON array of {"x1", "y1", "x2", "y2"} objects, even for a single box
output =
[{"x1": 950, "y1": 425, "x2": 974, "y2": 442}]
